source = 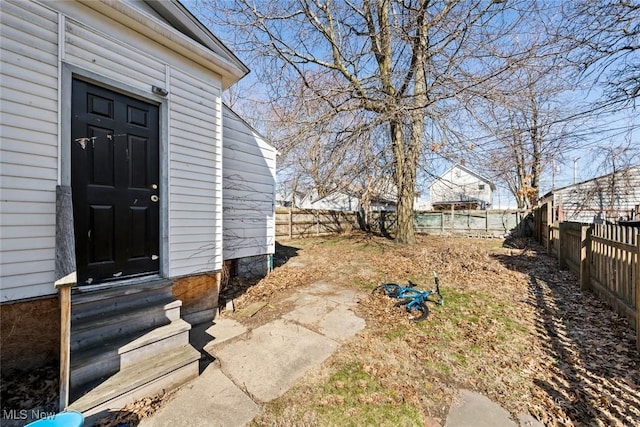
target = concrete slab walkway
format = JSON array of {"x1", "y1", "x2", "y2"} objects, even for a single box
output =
[
  {"x1": 138, "y1": 367, "x2": 260, "y2": 427},
  {"x1": 444, "y1": 389, "x2": 544, "y2": 427},
  {"x1": 214, "y1": 319, "x2": 338, "y2": 402},
  {"x1": 139, "y1": 282, "x2": 541, "y2": 427},
  {"x1": 140, "y1": 282, "x2": 365, "y2": 427}
]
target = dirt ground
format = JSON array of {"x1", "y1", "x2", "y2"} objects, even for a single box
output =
[
  {"x1": 3, "y1": 233, "x2": 639, "y2": 426},
  {"x1": 224, "y1": 234, "x2": 640, "y2": 426}
]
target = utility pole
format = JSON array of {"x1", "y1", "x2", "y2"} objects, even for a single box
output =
[{"x1": 552, "y1": 157, "x2": 556, "y2": 190}]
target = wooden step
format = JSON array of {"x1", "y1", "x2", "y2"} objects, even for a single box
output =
[
  {"x1": 71, "y1": 298, "x2": 182, "y2": 352},
  {"x1": 71, "y1": 278, "x2": 173, "y2": 322},
  {"x1": 68, "y1": 345, "x2": 200, "y2": 420},
  {"x1": 70, "y1": 319, "x2": 192, "y2": 389}
]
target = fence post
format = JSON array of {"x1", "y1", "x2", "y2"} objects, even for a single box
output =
[
  {"x1": 580, "y1": 225, "x2": 591, "y2": 291},
  {"x1": 532, "y1": 206, "x2": 536, "y2": 241},
  {"x1": 450, "y1": 204, "x2": 454, "y2": 231},
  {"x1": 557, "y1": 223, "x2": 561, "y2": 261},
  {"x1": 316, "y1": 212, "x2": 320, "y2": 235},
  {"x1": 485, "y1": 210, "x2": 489, "y2": 232},
  {"x1": 545, "y1": 201, "x2": 552, "y2": 253},
  {"x1": 636, "y1": 236, "x2": 639, "y2": 351},
  {"x1": 56, "y1": 283, "x2": 72, "y2": 410},
  {"x1": 558, "y1": 223, "x2": 566, "y2": 269},
  {"x1": 288, "y1": 209, "x2": 293, "y2": 239},
  {"x1": 440, "y1": 212, "x2": 444, "y2": 234}
]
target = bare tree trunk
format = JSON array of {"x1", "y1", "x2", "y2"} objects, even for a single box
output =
[
  {"x1": 202, "y1": 0, "x2": 526, "y2": 244},
  {"x1": 391, "y1": 120, "x2": 417, "y2": 244},
  {"x1": 528, "y1": 91, "x2": 542, "y2": 207}
]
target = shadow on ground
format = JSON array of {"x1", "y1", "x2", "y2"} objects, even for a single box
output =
[
  {"x1": 189, "y1": 324, "x2": 217, "y2": 374},
  {"x1": 219, "y1": 241, "x2": 301, "y2": 308},
  {"x1": 492, "y1": 240, "x2": 640, "y2": 425},
  {"x1": 0, "y1": 363, "x2": 59, "y2": 427},
  {"x1": 94, "y1": 409, "x2": 141, "y2": 426},
  {"x1": 273, "y1": 241, "x2": 301, "y2": 268}
]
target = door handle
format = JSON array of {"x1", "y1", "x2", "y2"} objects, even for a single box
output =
[{"x1": 151, "y1": 195, "x2": 159, "y2": 202}]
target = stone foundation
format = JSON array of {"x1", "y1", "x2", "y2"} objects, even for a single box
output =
[
  {"x1": 0, "y1": 296, "x2": 60, "y2": 373},
  {"x1": 172, "y1": 272, "x2": 220, "y2": 326}
]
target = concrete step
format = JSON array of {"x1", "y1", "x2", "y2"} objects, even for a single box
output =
[
  {"x1": 70, "y1": 319, "x2": 192, "y2": 389},
  {"x1": 71, "y1": 298, "x2": 182, "y2": 352},
  {"x1": 68, "y1": 345, "x2": 200, "y2": 422},
  {"x1": 71, "y1": 278, "x2": 173, "y2": 322}
]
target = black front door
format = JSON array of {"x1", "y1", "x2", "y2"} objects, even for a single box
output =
[{"x1": 71, "y1": 79, "x2": 160, "y2": 285}]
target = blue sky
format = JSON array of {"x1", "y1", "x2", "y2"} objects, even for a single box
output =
[{"x1": 184, "y1": 0, "x2": 639, "y2": 209}]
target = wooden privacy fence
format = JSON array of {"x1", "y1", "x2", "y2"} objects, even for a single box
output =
[
  {"x1": 413, "y1": 210, "x2": 525, "y2": 236},
  {"x1": 276, "y1": 208, "x2": 525, "y2": 239},
  {"x1": 589, "y1": 225, "x2": 639, "y2": 336},
  {"x1": 533, "y1": 214, "x2": 640, "y2": 350},
  {"x1": 558, "y1": 222, "x2": 590, "y2": 289},
  {"x1": 534, "y1": 200, "x2": 553, "y2": 250},
  {"x1": 275, "y1": 209, "x2": 359, "y2": 238}
]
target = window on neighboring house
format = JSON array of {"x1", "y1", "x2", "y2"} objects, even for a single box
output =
[{"x1": 478, "y1": 184, "x2": 485, "y2": 190}]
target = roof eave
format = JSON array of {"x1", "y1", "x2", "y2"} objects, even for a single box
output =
[
  {"x1": 541, "y1": 164, "x2": 640, "y2": 197},
  {"x1": 81, "y1": 0, "x2": 249, "y2": 89},
  {"x1": 161, "y1": 1, "x2": 250, "y2": 82},
  {"x1": 222, "y1": 104, "x2": 277, "y2": 150}
]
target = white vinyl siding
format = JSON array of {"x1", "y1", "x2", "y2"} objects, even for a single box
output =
[
  {"x1": 298, "y1": 190, "x2": 360, "y2": 211},
  {"x1": 62, "y1": 8, "x2": 224, "y2": 277},
  {"x1": 64, "y1": 19, "x2": 166, "y2": 89},
  {"x1": 0, "y1": 0, "x2": 59, "y2": 301},
  {"x1": 1, "y1": 0, "x2": 231, "y2": 302},
  {"x1": 549, "y1": 166, "x2": 640, "y2": 223},
  {"x1": 430, "y1": 165, "x2": 493, "y2": 207},
  {"x1": 168, "y1": 69, "x2": 222, "y2": 276},
  {"x1": 222, "y1": 106, "x2": 276, "y2": 260}
]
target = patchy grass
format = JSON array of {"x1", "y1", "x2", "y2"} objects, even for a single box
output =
[
  {"x1": 312, "y1": 362, "x2": 423, "y2": 426},
  {"x1": 11, "y1": 233, "x2": 637, "y2": 426},
  {"x1": 238, "y1": 234, "x2": 639, "y2": 426}
]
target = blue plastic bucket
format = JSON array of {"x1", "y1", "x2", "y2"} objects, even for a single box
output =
[{"x1": 25, "y1": 411, "x2": 84, "y2": 427}]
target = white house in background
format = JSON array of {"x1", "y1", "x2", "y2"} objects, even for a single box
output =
[
  {"x1": 540, "y1": 165, "x2": 640, "y2": 224},
  {"x1": 414, "y1": 197, "x2": 432, "y2": 211},
  {"x1": 429, "y1": 163, "x2": 495, "y2": 210},
  {"x1": 298, "y1": 176, "x2": 399, "y2": 212},
  {"x1": 275, "y1": 189, "x2": 291, "y2": 207},
  {"x1": 0, "y1": 0, "x2": 274, "y2": 419},
  {"x1": 275, "y1": 188, "x2": 304, "y2": 208},
  {"x1": 298, "y1": 189, "x2": 361, "y2": 211}
]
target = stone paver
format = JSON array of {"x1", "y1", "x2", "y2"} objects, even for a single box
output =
[
  {"x1": 213, "y1": 319, "x2": 338, "y2": 402},
  {"x1": 444, "y1": 389, "x2": 516, "y2": 427},
  {"x1": 139, "y1": 367, "x2": 259, "y2": 427},
  {"x1": 316, "y1": 305, "x2": 366, "y2": 341},
  {"x1": 202, "y1": 318, "x2": 248, "y2": 355},
  {"x1": 138, "y1": 282, "x2": 533, "y2": 427}
]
